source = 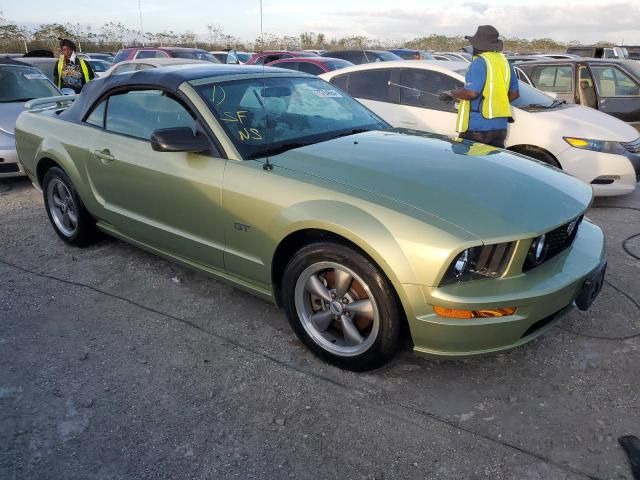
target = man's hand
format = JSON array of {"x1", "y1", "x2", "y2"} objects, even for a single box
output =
[{"x1": 438, "y1": 90, "x2": 454, "y2": 103}]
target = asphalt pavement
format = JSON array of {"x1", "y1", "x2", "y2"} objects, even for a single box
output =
[{"x1": 1, "y1": 176, "x2": 639, "y2": 480}]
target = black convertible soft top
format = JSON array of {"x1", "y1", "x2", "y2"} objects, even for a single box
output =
[{"x1": 61, "y1": 64, "x2": 293, "y2": 122}]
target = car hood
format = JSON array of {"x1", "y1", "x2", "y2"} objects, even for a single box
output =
[
  {"x1": 270, "y1": 130, "x2": 593, "y2": 241},
  {"x1": 531, "y1": 103, "x2": 639, "y2": 142},
  {"x1": 0, "y1": 102, "x2": 25, "y2": 136}
]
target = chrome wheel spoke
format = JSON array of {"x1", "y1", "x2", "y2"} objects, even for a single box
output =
[
  {"x1": 56, "y1": 182, "x2": 67, "y2": 200},
  {"x1": 333, "y1": 269, "x2": 353, "y2": 299},
  {"x1": 52, "y1": 194, "x2": 64, "y2": 208},
  {"x1": 310, "y1": 309, "x2": 334, "y2": 332},
  {"x1": 62, "y1": 212, "x2": 72, "y2": 229},
  {"x1": 305, "y1": 274, "x2": 332, "y2": 302},
  {"x1": 67, "y1": 209, "x2": 78, "y2": 226},
  {"x1": 344, "y1": 299, "x2": 374, "y2": 320},
  {"x1": 341, "y1": 315, "x2": 364, "y2": 346}
]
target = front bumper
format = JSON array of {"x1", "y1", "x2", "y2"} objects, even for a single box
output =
[
  {"x1": 556, "y1": 148, "x2": 638, "y2": 197},
  {"x1": 403, "y1": 220, "x2": 605, "y2": 357},
  {"x1": 0, "y1": 146, "x2": 25, "y2": 178}
]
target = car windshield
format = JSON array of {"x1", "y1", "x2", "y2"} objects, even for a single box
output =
[
  {"x1": 193, "y1": 76, "x2": 388, "y2": 159},
  {"x1": 323, "y1": 59, "x2": 354, "y2": 71},
  {"x1": 511, "y1": 81, "x2": 557, "y2": 109},
  {"x1": 0, "y1": 65, "x2": 59, "y2": 103},
  {"x1": 366, "y1": 51, "x2": 402, "y2": 62},
  {"x1": 236, "y1": 53, "x2": 251, "y2": 63},
  {"x1": 88, "y1": 60, "x2": 110, "y2": 72},
  {"x1": 172, "y1": 51, "x2": 221, "y2": 63}
]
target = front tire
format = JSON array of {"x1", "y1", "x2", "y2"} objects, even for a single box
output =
[
  {"x1": 282, "y1": 242, "x2": 402, "y2": 371},
  {"x1": 42, "y1": 167, "x2": 96, "y2": 246},
  {"x1": 514, "y1": 146, "x2": 561, "y2": 168}
]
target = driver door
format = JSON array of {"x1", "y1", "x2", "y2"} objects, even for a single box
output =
[{"x1": 82, "y1": 88, "x2": 227, "y2": 269}]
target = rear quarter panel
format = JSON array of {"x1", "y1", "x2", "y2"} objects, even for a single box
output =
[{"x1": 15, "y1": 112, "x2": 91, "y2": 202}]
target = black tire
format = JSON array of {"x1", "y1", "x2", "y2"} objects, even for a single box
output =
[
  {"x1": 42, "y1": 167, "x2": 97, "y2": 247},
  {"x1": 514, "y1": 146, "x2": 562, "y2": 168},
  {"x1": 282, "y1": 242, "x2": 402, "y2": 371}
]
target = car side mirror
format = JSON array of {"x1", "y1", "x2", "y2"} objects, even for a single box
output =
[
  {"x1": 150, "y1": 127, "x2": 209, "y2": 153},
  {"x1": 226, "y1": 49, "x2": 239, "y2": 64},
  {"x1": 61, "y1": 88, "x2": 75, "y2": 96}
]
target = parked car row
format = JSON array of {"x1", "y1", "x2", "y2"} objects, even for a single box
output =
[
  {"x1": 12, "y1": 63, "x2": 607, "y2": 370},
  {"x1": 320, "y1": 60, "x2": 640, "y2": 196}
]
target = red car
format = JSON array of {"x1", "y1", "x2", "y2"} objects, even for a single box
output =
[
  {"x1": 245, "y1": 50, "x2": 318, "y2": 65},
  {"x1": 267, "y1": 57, "x2": 353, "y2": 75},
  {"x1": 112, "y1": 47, "x2": 220, "y2": 64}
]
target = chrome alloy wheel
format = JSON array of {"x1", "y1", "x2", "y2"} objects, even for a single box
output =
[
  {"x1": 294, "y1": 262, "x2": 380, "y2": 357},
  {"x1": 46, "y1": 178, "x2": 78, "y2": 237}
]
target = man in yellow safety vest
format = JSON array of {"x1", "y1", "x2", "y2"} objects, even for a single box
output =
[
  {"x1": 439, "y1": 25, "x2": 519, "y2": 148},
  {"x1": 53, "y1": 38, "x2": 94, "y2": 94}
]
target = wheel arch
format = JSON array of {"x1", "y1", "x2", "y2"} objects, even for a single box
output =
[
  {"x1": 267, "y1": 201, "x2": 424, "y2": 335},
  {"x1": 34, "y1": 138, "x2": 84, "y2": 190},
  {"x1": 507, "y1": 144, "x2": 562, "y2": 168},
  {"x1": 270, "y1": 226, "x2": 415, "y2": 342}
]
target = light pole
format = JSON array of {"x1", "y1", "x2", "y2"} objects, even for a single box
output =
[{"x1": 139, "y1": 0, "x2": 145, "y2": 47}]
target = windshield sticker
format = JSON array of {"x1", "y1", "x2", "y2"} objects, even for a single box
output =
[
  {"x1": 311, "y1": 88, "x2": 342, "y2": 98},
  {"x1": 23, "y1": 73, "x2": 47, "y2": 80}
]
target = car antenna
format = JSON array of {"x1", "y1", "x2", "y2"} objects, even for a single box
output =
[{"x1": 259, "y1": 0, "x2": 273, "y2": 172}]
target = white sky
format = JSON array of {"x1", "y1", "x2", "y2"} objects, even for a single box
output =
[{"x1": 4, "y1": 0, "x2": 640, "y2": 44}]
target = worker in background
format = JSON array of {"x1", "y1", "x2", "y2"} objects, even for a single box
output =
[
  {"x1": 53, "y1": 38, "x2": 94, "y2": 94},
  {"x1": 439, "y1": 25, "x2": 519, "y2": 148}
]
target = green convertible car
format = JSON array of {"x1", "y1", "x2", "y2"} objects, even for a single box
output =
[{"x1": 15, "y1": 65, "x2": 606, "y2": 370}]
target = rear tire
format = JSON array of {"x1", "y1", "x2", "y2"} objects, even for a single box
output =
[
  {"x1": 42, "y1": 167, "x2": 97, "y2": 247},
  {"x1": 282, "y1": 242, "x2": 402, "y2": 371}
]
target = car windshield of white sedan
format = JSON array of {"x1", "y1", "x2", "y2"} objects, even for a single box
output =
[
  {"x1": 0, "y1": 66, "x2": 59, "y2": 103},
  {"x1": 511, "y1": 82, "x2": 557, "y2": 109},
  {"x1": 194, "y1": 77, "x2": 388, "y2": 159}
]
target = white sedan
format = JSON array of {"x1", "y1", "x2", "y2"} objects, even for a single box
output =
[{"x1": 321, "y1": 61, "x2": 640, "y2": 196}]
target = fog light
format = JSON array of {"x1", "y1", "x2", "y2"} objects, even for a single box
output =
[
  {"x1": 527, "y1": 234, "x2": 548, "y2": 266},
  {"x1": 433, "y1": 306, "x2": 517, "y2": 319}
]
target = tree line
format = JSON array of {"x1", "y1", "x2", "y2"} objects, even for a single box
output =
[{"x1": 0, "y1": 16, "x2": 615, "y2": 54}]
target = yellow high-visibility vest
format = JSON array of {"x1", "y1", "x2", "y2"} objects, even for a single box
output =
[
  {"x1": 456, "y1": 52, "x2": 512, "y2": 133},
  {"x1": 57, "y1": 56, "x2": 91, "y2": 89}
]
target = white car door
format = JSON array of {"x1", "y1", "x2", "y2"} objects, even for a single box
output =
[{"x1": 391, "y1": 68, "x2": 462, "y2": 136}]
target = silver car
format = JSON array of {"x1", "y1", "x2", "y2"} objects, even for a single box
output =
[{"x1": 0, "y1": 59, "x2": 61, "y2": 178}]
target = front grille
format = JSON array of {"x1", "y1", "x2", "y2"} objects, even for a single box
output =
[
  {"x1": 474, "y1": 242, "x2": 515, "y2": 276},
  {"x1": 622, "y1": 137, "x2": 640, "y2": 154},
  {"x1": 0, "y1": 163, "x2": 19, "y2": 174},
  {"x1": 523, "y1": 216, "x2": 583, "y2": 271}
]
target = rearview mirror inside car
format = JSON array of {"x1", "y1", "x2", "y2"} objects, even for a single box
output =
[
  {"x1": 61, "y1": 88, "x2": 75, "y2": 96},
  {"x1": 261, "y1": 86, "x2": 292, "y2": 97},
  {"x1": 150, "y1": 127, "x2": 209, "y2": 153}
]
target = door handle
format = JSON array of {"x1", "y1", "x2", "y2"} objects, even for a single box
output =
[{"x1": 94, "y1": 149, "x2": 115, "y2": 163}]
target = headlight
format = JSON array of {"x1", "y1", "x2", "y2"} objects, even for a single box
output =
[
  {"x1": 441, "y1": 242, "x2": 516, "y2": 285},
  {"x1": 563, "y1": 137, "x2": 626, "y2": 155}
]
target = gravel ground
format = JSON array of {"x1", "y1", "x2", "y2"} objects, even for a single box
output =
[{"x1": 1, "y1": 176, "x2": 639, "y2": 480}]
